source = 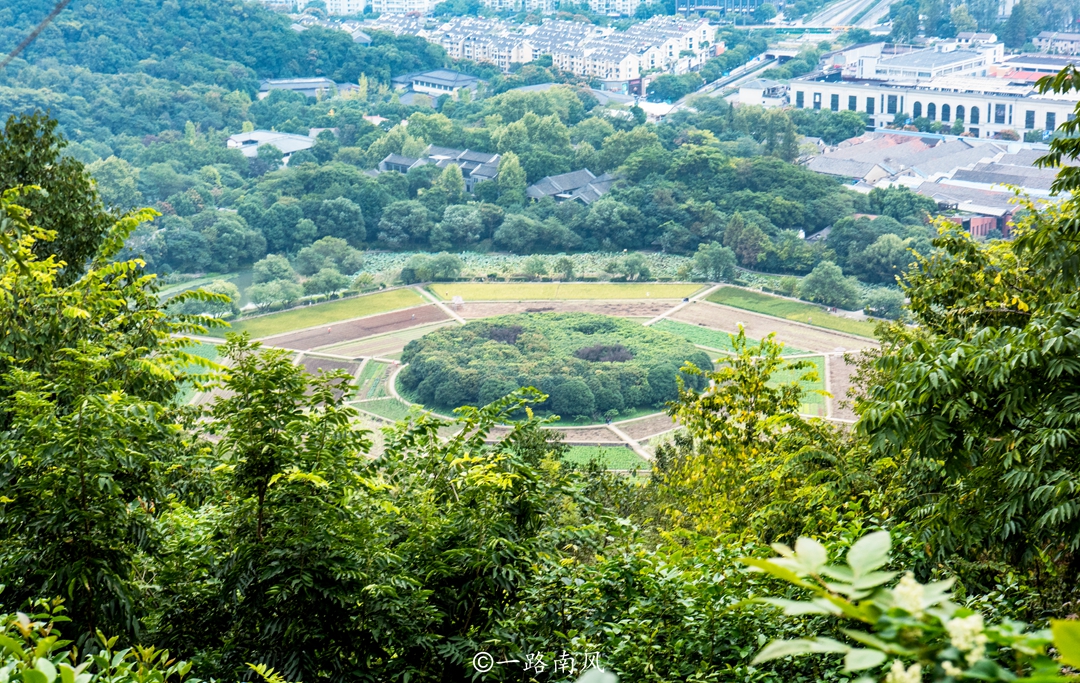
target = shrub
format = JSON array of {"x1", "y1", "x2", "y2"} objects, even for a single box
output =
[
  {"x1": 574, "y1": 343, "x2": 634, "y2": 362},
  {"x1": 398, "y1": 313, "x2": 711, "y2": 415}
]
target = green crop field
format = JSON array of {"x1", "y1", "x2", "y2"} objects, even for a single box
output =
[
  {"x1": 355, "y1": 397, "x2": 414, "y2": 422},
  {"x1": 769, "y1": 355, "x2": 827, "y2": 415},
  {"x1": 354, "y1": 360, "x2": 391, "y2": 400},
  {"x1": 428, "y1": 283, "x2": 702, "y2": 301},
  {"x1": 211, "y1": 289, "x2": 424, "y2": 339},
  {"x1": 652, "y1": 319, "x2": 809, "y2": 356},
  {"x1": 176, "y1": 341, "x2": 219, "y2": 404},
  {"x1": 563, "y1": 445, "x2": 651, "y2": 470},
  {"x1": 707, "y1": 287, "x2": 878, "y2": 338}
]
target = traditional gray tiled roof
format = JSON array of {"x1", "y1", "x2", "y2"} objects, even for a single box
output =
[
  {"x1": 806, "y1": 157, "x2": 882, "y2": 179},
  {"x1": 526, "y1": 169, "x2": 598, "y2": 199}
]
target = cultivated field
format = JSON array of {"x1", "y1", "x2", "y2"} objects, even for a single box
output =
[
  {"x1": 457, "y1": 300, "x2": 674, "y2": 319},
  {"x1": 652, "y1": 319, "x2": 810, "y2": 356},
  {"x1": 670, "y1": 302, "x2": 876, "y2": 354},
  {"x1": 707, "y1": 287, "x2": 878, "y2": 338},
  {"x1": 329, "y1": 321, "x2": 455, "y2": 359},
  {"x1": 260, "y1": 303, "x2": 447, "y2": 350},
  {"x1": 564, "y1": 445, "x2": 650, "y2": 471},
  {"x1": 429, "y1": 283, "x2": 703, "y2": 301},
  {"x1": 214, "y1": 288, "x2": 424, "y2": 339}
]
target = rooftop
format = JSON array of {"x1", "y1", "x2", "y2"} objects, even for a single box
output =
[{"x1": 877, "y1": 48, "x2": 984, "y2": 70}]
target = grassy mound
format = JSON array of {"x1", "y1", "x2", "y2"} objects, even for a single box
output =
[{"x1": 399, "y1": 313, "x2": 712, "y2": 420}]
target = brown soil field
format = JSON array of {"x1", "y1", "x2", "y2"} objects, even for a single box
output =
[
  {"x1": 828, "y1": 352, "x2": 866, "y2": 422},
  {"x1": 457, "y1": 301, "x2": 674, "y2": 319},
  {"x1": 300, "y1": 356, "x2": 360, "y2": 378},
  {"x1": 670, "y1": 302, "x2": 878, "y2": 354},
  {"x1": 556, "y1": 426, "x2": 624, "y2": 443},
  {"x1": 260, "y1": 305, "x2": 448, "y2": 351},
  {"x1": 618, "y1": 413, "x2": 678, "y2": 439}
]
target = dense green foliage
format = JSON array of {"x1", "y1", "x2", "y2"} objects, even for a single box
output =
[
  {"x1": 399, "y1": 313, "x2": 712, "y2": 416},
  {"x1": 2, "y1": 0, "x2": 901, "y2": 294}
]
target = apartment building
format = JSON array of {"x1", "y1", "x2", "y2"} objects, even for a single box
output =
[
  {"x1": 324, "y1": 0, "x2": 366, "y2": 15},
  {"x1": 368, "y1": 0, "x2": 439, "y2": 14},
  {"x1": 361, "y1": 14, "x2": 711, "y2": 85},
  {"x1": 588, "y1": 0, "x2": 643, "y2": 16},
  {"x1": 1034, "y1": 31, "x2": 1080, "y2": 55}
]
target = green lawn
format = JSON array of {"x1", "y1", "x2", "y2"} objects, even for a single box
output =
[
  {"x1": 707, "y1": 287, "x2": 878, "y2": 339},
  {"x1": 428, "y1": 283, "x2": 702, "y2": 301},
  {"x1": 212, "y1": 289, "x2": 424, "y2": 339},
  {"x1": 355, "y1": 397, "x2": 414, "y2": 422},
  {"x1": 354, "y1": 361, "x2": 391, "y2": 400},
  {"x1": 563, "y1": 445, "x2": 651, "y2": 470},
  {"x1": 652, "y1": 319, "x2": 809, "y2": 356}
]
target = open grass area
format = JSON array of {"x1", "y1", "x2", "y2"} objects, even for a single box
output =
[
  {"x1": 563, "y1": 445, "x2": 651, "y2": 470},
  {"x1": 354, "y1": 361, "x2": 391, "y2": 400},
  {"x1": 355, "y1": 397, "x2": 414, "y2": 422},
  {"x1": 212, "y1": 289, "x2": 424, "y2": 339},
  {"x1": 652, "y1": 319, "x2": 809, "y2": 356},
  {"x1": 428, "y1": 283, "x2": 702, "y2": 301},
  {"x1": 707, "y1": 287, "x2": 878, "y2": 339}
]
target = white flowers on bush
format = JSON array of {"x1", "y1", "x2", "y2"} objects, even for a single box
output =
[
  {"x1": 946, "y1": 614, "x2": 988, "y2": 665},
  {"x1": 885, "y1": 660, "x2": 922, "y2": 683},
  {"x1": 892, "y1": 571, "x2": 925, "y2": 616},
  {"x1": 940, "y1": 661, "x2": 963, "y2": 677}
]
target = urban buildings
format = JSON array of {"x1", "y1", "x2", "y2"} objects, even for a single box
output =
[
  {"x1": 362, "y1": 14, "x2": 713, "y2": 88},
  {"x1": 1034, "y1": 31, "x2": 1080, "y2": 55},
  {"x1": 787, "y1": 39, "x2": 1080, "y2": 139},
  {"x1": 324, "y1": 0, "x2": 366, "y2": 15}
]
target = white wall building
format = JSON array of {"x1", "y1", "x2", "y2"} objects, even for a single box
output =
[
  {"x1": 325, "y1": 0, "x2": 366, "y2": 15},
  {"x1": 368, "y1": 0, "x2": 439, "y2": 14},
  {"x1": 790, "y1": 76, "x2": 1079, "y2": 137}
]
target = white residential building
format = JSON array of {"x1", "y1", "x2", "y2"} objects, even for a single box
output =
[
  {"x1": 368, "y1": 0, "x2": 439, "y2": 14},
  {"x1": 325, "y1": 0, "x2": 366, "y2": 15},
  {"x1": 588, "y1": 0, "x2": 643, "y2": 16}
]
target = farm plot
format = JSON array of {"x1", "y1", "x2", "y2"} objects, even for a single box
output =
[
  {"x1": 429, "y1": 283, "x2": 702, "y2": 301},
  {"x1": 707, "y1": 287, "x2": 878, "y2": 339},
  {"x1": 670, "y1": 302, "x2": 877, "y2": 354},
  {"x1": 355, "y1": 397, "x2": 414, "y2": 422},
  {"x1": 354, "y1": 360, "x2": 392, "y2": 400},
  {"x1": 213, "y1": 288, "x2": 424, "y2": 339},
  {"x1": 261, "y1": 303, "x2": 448, "y2": 351},
  {"x1": 457, "y1": 300, "x2": 675, "y2": 320},
  {"x1": 828, "y1": 353, "x2": 865, "y2": 422},
  {"x1": 176, "y1": 341, "x2": 220, "y2": 405},
  {"x1": 769, "y1": 355, "x2": 828, "y2": 418},
  {"x1": 330, "y1": 320, "x2": 457, "y2": 359},
  {"x1": 553, "y1": 426, "x2": 625, "y2": 444},
  {"x1": 563, "y1": 445, "x2": 651, "y2": 471},
  {"x1": 617, "y1": 413, "x2": 678, "y2": 440},
  {"x1": 652, "y1": 319, "x2": 809, "y2": 356}
]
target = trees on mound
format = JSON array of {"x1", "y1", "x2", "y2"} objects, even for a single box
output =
[{"x1": 398, "y1": 313, "x2": 712, "y2": 418}]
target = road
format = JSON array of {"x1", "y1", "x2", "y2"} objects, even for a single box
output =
[
  {"x1": 798, "y1": 0, "x2": 893, "y2": 28},
  {"x1": 670, "y1": 53, "x2": 776, "y2": 111}
]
